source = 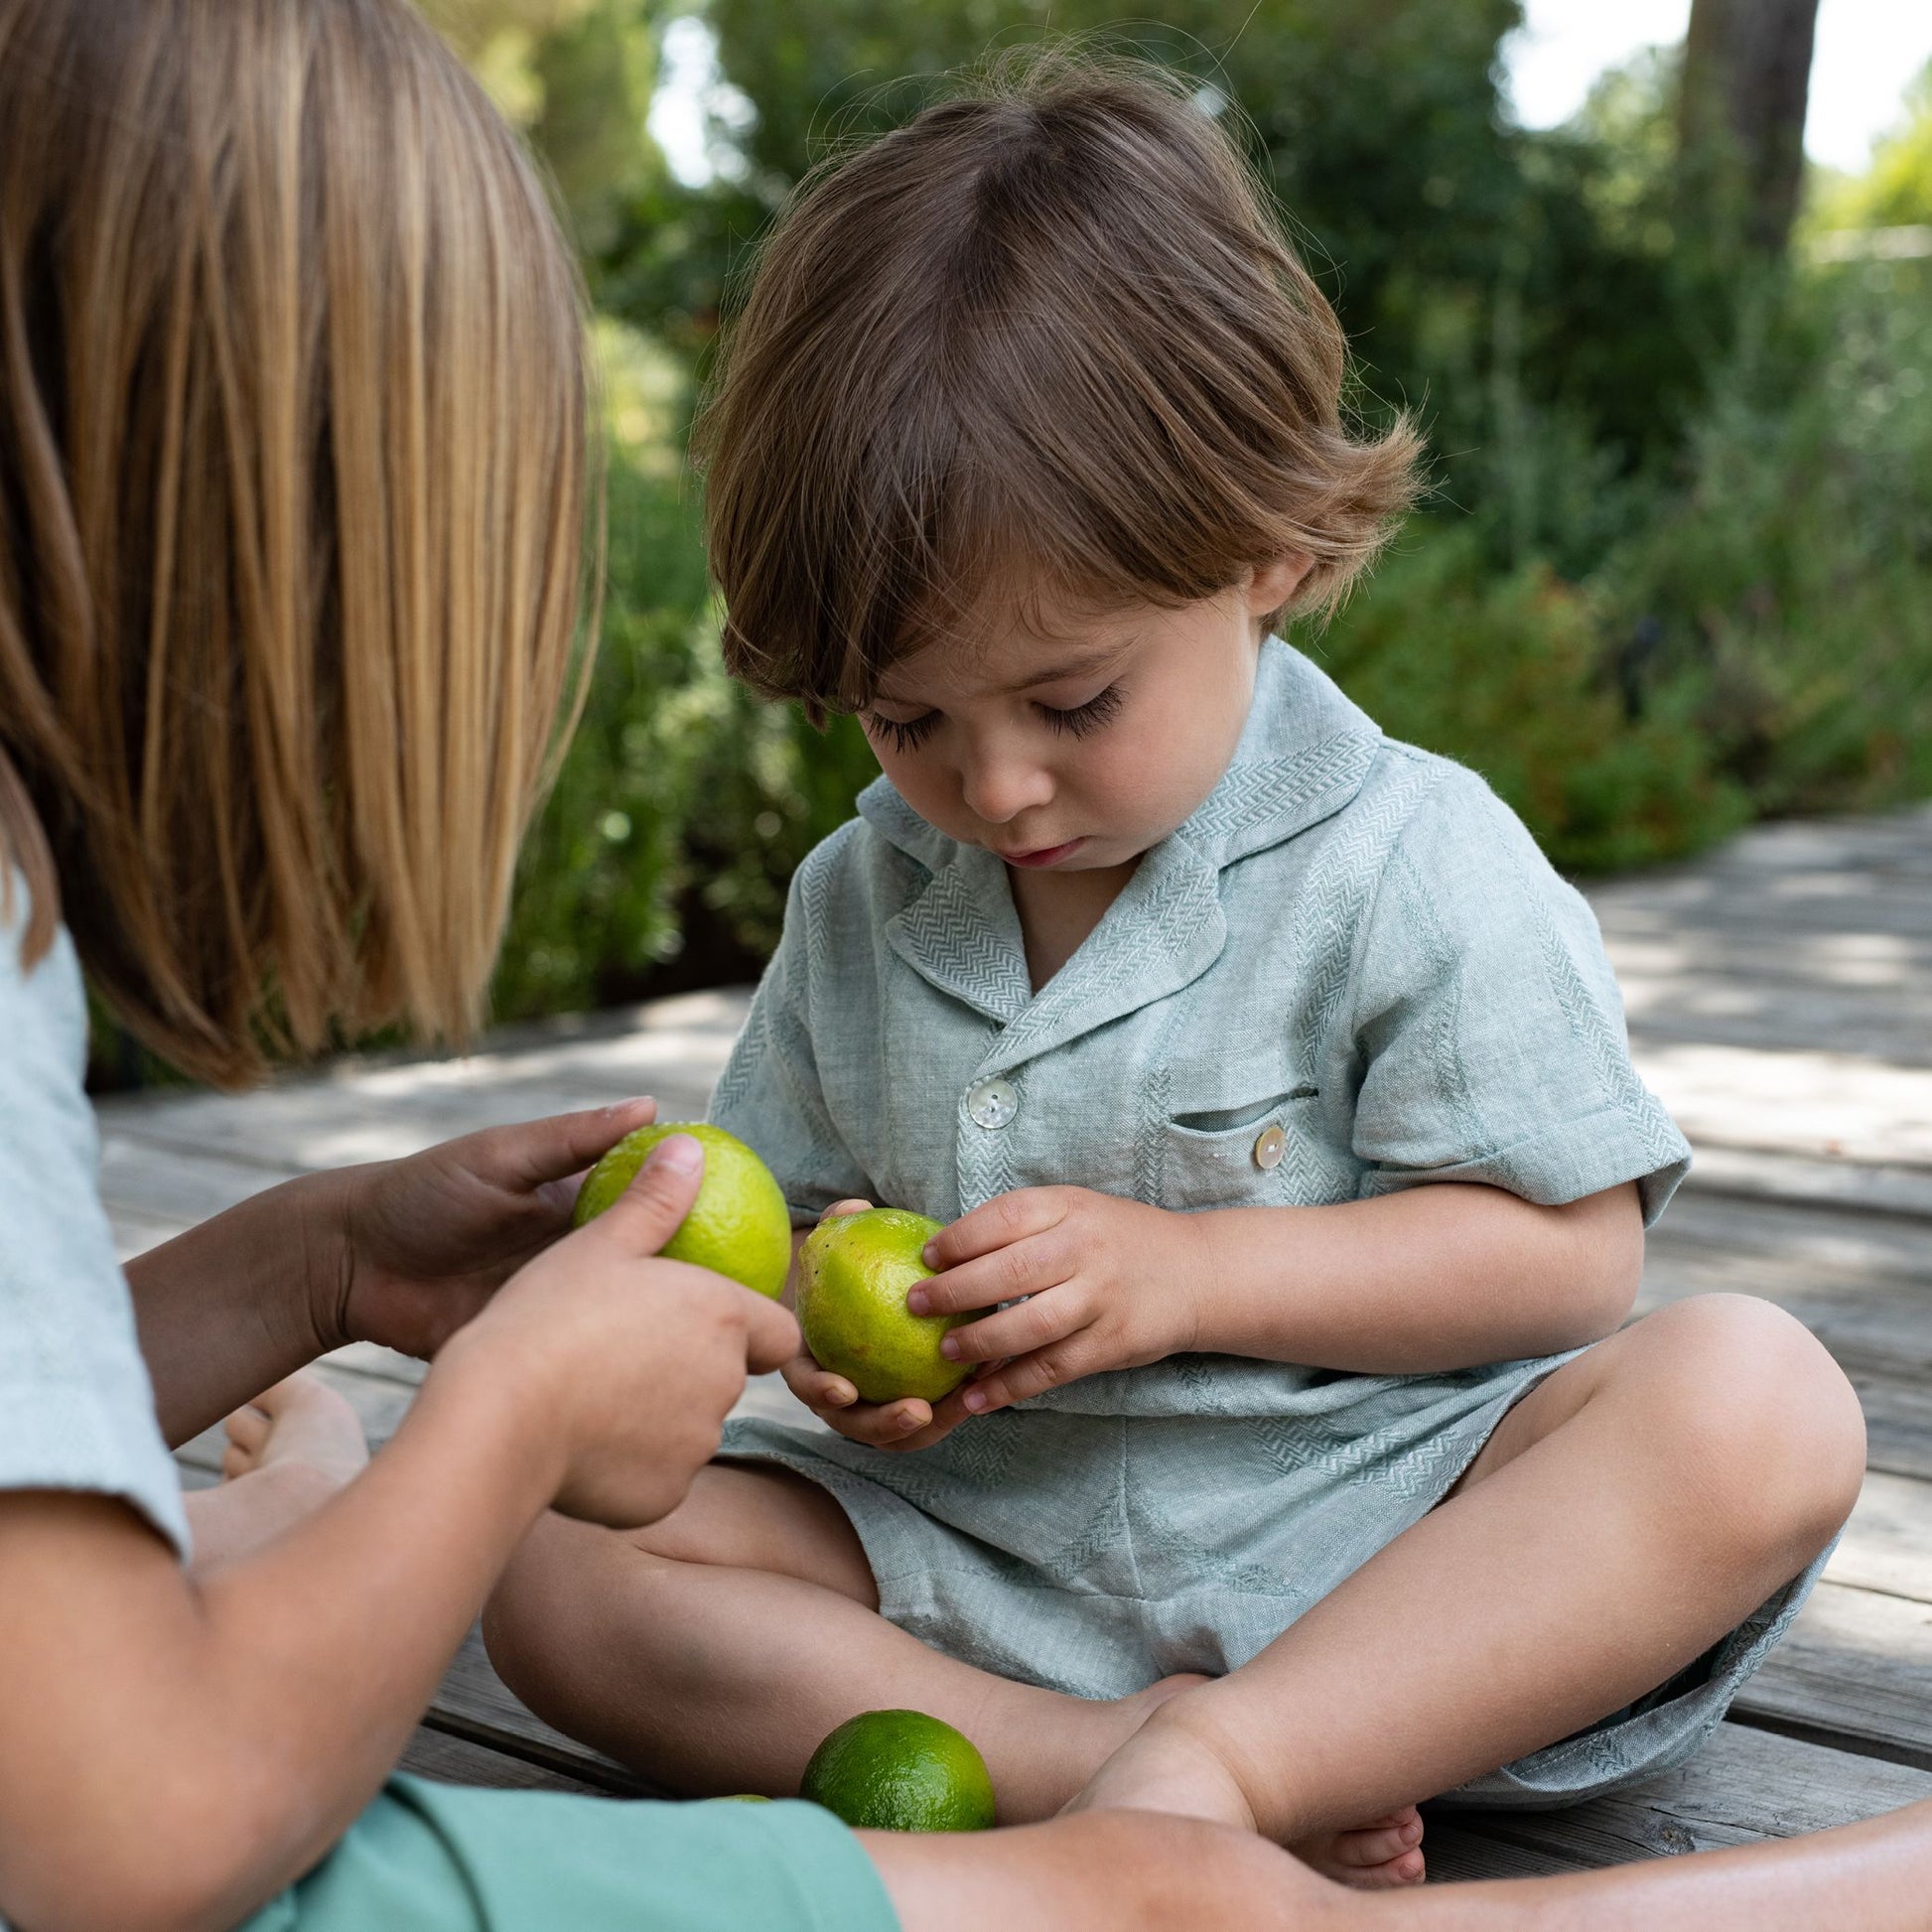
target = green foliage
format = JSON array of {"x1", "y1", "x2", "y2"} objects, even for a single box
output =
[
  {"x1": 467, "y1": 8, "x2": 1932, "y2": 1023},
  {"x1": 1811, "y1": 62, "x2": 1932, "y2": 229}
]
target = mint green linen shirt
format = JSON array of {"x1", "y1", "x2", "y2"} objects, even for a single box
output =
[{"x1": 711, "y1": 639, "x2": 1825, "y2": 1807}]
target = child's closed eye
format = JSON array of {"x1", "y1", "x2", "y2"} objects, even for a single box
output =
[
  {"x1": 866, "y1": 710, "x2": 942, "y2": 754},
  {"x1": 1037, "y1": 683, "x2": 1124, "y2": 738}
]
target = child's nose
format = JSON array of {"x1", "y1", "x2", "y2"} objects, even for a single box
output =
[{"x1": 959, "y1": 744, "x2": 1053, "y2": 826}]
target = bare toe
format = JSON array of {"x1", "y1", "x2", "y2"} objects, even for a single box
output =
[
  {"x1": 1291, "y1": 1808, "x2": 1426, "y2": 1889},
  {"x1": 218, "y1": 1374, "x2": 367, "y2": 1489}
]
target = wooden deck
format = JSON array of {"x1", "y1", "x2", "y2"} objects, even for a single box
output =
[{"x1": 101, "y1": 800, "x2": 1932, "y2": 1878}]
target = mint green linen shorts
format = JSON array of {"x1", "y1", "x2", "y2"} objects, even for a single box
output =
[{"x1": 236, "y1": 1775, "x2": 899, "y2": 1932}]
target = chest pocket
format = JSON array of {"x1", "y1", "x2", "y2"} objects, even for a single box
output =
[{"x1": 1157, "y1": 1052, "x2": 1321, "y2": 1211}]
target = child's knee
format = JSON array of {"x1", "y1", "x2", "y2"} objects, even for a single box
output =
[{"x1": 1632, "y1": 1295, "x2": 1863, "y2": 1560}]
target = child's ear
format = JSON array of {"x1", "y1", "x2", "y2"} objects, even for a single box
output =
[{"x1": 1245, "y1": 553, "x2": 1314, "y2": 616}]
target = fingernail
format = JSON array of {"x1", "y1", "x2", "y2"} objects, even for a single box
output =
[
  {"x1": 939, "y1": 1334, "x2": 960, "y2": 1358},
  {"x1": 650, "y1": 1133, "x2": 703, "y2": 1173},
  {"x1": 963, "y1": 1389, "x2": 988, "y2": 1412},
  {"x1": 906, "y1": 1290, "x2": 931, "y2": 1315},
  {"x1": 922, "y1": 1243, "x2": 939, "y2": 1266},
  {"x1": 897, "y1": 1410, "x2": 922, "y2": 1433},
  {"x1": 827, "y1": 1385, "x2": 854, "y2": 1408}
]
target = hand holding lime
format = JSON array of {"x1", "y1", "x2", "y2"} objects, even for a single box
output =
[
  {"x1": 800, "y1": 1710, "x2": 996, "y2": 1831},
  {"x1": 797, "y1": 1208, "x2": 972, "y2": 1405},
  {"x1": 572, "y1": 1122, "x2": 791, "y2": 1301}
]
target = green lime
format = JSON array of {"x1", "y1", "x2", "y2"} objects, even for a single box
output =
[
  {"x1": 572, "y1": 1122, "x2": 791, "y2": 1301},
  {"x1": 800, "y1": 1710, "x2": 996, "y2": 1832},
  {"x1": 714, "y1": 1793, "x2": 770, "y2": 1803},
  {"x1": 797, "y1": 1208, "x2": 970, "y2": 1405}
]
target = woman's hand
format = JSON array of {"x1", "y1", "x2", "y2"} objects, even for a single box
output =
[
  {"x1": 441, "y1": 1132, "x2": 800, "y2": 1527},
  {"x1": 905, "y1": 1187, "x2": 1211, "y2": 1420},
  {"x1": 322, "y1": 1097, "x2": 662, "y2": 1360}
]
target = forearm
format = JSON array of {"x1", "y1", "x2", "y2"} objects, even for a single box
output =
[
  {"x1": 0, "y1": 1353, "x2": 556, "y2": 1932},
  {"x1": 1189, "y1": 1181, "x2": 1643, "y2": 1374},
  {"x1": 126, "y1": 1169, "x2": 353, "y2": 1446}
]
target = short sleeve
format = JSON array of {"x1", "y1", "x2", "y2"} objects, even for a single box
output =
[
  {"x1": 0, "y1": 885, "x2": 191, "y2": 1557},
  {"x1": 709, "y1": 854, "x2": 875, "y2": 1223},
  {"x1": 1346, "y1": 767, "x2": 1690, "y2": 1226}
]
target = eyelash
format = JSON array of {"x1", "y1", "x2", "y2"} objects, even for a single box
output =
[
  {"x1": 1041, "y1": 683, "x2": 1125, "y2": 738},
  {"x1": 867, "y1": 684, "x2": 1125, "y2": 753}
]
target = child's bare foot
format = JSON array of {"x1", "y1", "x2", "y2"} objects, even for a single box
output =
[
  {"x1": 221, "y1": 1373, "x2": 370, "y2": 1488},
  {"x1": 1067, "y1": 1708, "x2": 1426, "y2": 1887},
  {"x1": 1288, "y1": 1808, "x2": 1426, "y2": 1889},
  {"x1": 187, "y1": 1374, "x2": 369, "y2": 1570}
]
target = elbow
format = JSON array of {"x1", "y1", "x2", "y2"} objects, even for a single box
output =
[{"x1": 3, "y1": 1779, "x2": 293, "y2": 1932}]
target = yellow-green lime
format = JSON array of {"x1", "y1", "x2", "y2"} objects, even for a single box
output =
[
  {"x1": 797, "y1": 1208, "x2": 970, "y2": 1405},
  {"x1": 572, "y1": 1122, "x2": 790, "y2": 1301},
  {"x1": 799, "y1": 1710, "x2": 996, "y2": 1832}
]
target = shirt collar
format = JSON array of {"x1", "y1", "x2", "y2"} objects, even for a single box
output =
[{"x1": 855, "y1": 636, "x2": 1380, "y2": 876}]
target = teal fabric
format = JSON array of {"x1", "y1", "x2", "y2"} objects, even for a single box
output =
[
  {"x1": 0, "y1": 880, "x2": 191, "y2": 1558},
  {"x1": 710, "y1": 637, "x2": 1825, "y2": 1806},
  {"x1": 237, "y1": 1779, "x2": 898, "y2": 1932}
]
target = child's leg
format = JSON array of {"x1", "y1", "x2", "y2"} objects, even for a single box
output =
[
  {"x1": 1074, "y1": 1294, "x2": 1864, "y2": 1847},
  {"x1": 483, "y1": 1461, "x2": 1198, "y2": 1821},
  {"x1": 183, "y1": 1374, "x2": 369, "y2": 1571},
  {"x1": 869, "y1": 1799, "x2": 1932, "y2": 1932}
]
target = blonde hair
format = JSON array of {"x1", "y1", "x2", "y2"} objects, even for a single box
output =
[
  {"x1": 0, "y1": 0, "x2": 593, "y2": 1086},
  {"x1": 697, "y1": 50, "x2": 1422, "y2": 716}
]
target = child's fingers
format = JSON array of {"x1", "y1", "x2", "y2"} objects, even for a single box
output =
[
  {"x1": 781, "y1": 1351, "x2": 856, "y2": 1409},
  {"x1": 909, "y1": 1230, "x2": 1074, "y2": 1317},
  {"x1": 464, "y1": 1096, "x2": 659, "y2": 1192},
  {"x1": 953, "y1": 1342, "x2": 1083, "y2": 1416},
  {"x1": 822, "y1": 1396, "x2": 934, "y2": 1446},
  {"x1": 921, "y1": 1189, "x2": 1066, "y2": 1270},
  {"x1": 818, "y1": 1197, "x2": 874, "y2": 1221},
  {"x1": 938, "y1": 1289, "x2": 1085, "y2": 1364}
]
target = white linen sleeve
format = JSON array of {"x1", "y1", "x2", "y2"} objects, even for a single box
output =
[{"x1": 0, "y1": 889, "x2": 190, "y2": 1557}]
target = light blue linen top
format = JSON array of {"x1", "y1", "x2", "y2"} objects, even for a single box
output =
[
  {"x1": 0, "y1": 884, "x2": 189, "y2": 1557},
  {"x1": 698, "y1": 638, "x2": 1823, "y2": 1811},
  {"x1": 715, "y1": 635, "x2": 1690, "y2": 1251}
]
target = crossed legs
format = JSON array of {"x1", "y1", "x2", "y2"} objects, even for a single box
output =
[{"x1": 485, "y1": 1295, "x2": 1863, "y2": 1878}]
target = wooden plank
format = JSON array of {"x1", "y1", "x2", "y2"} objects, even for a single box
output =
[
  {"x1": 1426, "y1": 1722, "x2": 1932, "y2": 1880},
  {"x1": 1732, "y1": 1584, "x2": 1932, "y2": 1770},
  {"x1": 397, "y1": 1724, "x2": 617, "y2": 1795},
  {"x1": 1626, "y1": 1042, "x2": 1932, "y2": 1169},
  {"x1": 1678, "y1": 1147, "x2": 1932, "y2": 1223}
]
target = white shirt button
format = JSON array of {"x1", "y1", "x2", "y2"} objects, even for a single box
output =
[
  {"x1": 1253, "y1": 1124, "x2": 1287, "y2": 1171},
  {"x1": 966, "y1": 1077, "x2": 1020, "y2": 1131}
]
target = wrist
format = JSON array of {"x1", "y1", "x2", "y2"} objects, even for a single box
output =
[
  {"x1": 285, "y1": 1167, "x2": 361, "y2": 1356},
  {"x1": 421, "y1": 1318, "x2": 571, "y2": 1510},
  {"x1": 1171, "y1": 1207, "x2": 1230, "y2": 1355}
]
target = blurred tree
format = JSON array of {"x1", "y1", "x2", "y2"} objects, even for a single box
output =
[{"x1": 1678, "y1": 0, "x2": 1821, "y2": 253}]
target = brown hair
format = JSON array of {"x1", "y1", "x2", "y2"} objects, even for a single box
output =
[
  {"x1": 696, "y1": 49, "x2": 1423, "y2": 717},
  {"x1": 0, "y1": 0, "x2": 593, "y2": 1086}
]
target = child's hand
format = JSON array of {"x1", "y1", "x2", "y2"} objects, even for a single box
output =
[
  {"x1": 326, "y1": 1096, "x2": 666, "y2": 1360},
  {"x1": 909, "y1": 1187, "x2": 1209, "y2": 1418},
  {"x1": 779, "y1": 1199, "x2": 964, "y2": 1448},
  {"x1": 444, "y1": 1134, "x2": 799, "y2": 1527}
]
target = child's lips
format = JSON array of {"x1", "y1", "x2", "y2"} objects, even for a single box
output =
[{"x1": 1000, "y1": 838, "x2": 1087, "y2": 868}]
